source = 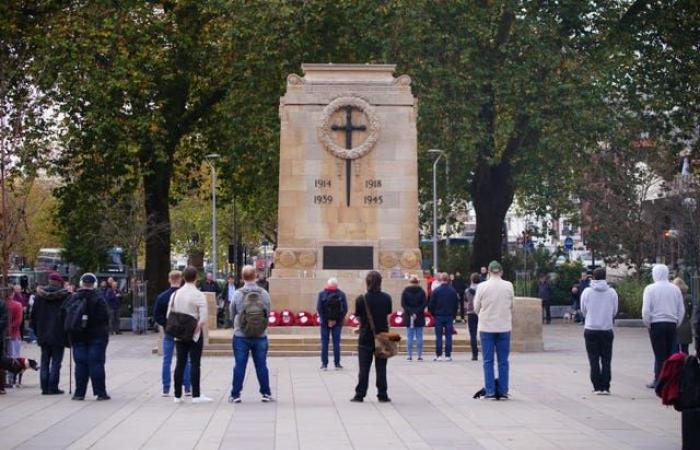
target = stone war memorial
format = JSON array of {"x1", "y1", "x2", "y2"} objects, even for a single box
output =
[{"x1": 269, "y1": 63, "x2": 423, "y2": 310}]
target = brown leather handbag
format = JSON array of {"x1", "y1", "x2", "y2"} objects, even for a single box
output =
[{"x1": 362, "y1": 295, "x2": 399, "y2": 359}]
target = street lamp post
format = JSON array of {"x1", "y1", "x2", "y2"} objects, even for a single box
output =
[
  {"x1": 205, "y1": 153, "x2": 220, "y2": 278},
  {"x1": 429, "y1": 149, "x2": 444, "y2": 274}
]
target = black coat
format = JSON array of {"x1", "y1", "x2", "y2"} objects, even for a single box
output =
[
  {"x1": 0, "y1": 300, "x2": 7, "y2": 338},
  {"x1": 428, "y1": 284, "x2": 460, "y2": 318},
  {"x1": 63, "y1": 289, "x2": 110, "y2": 344},
  {"x1": 451, "y1": 276, "x2": 467, "y2": 300},
  {"x1": 401, "y1": 285, "x2": 428, "y2": 327},
  {"x1": 31, "y1": 285, "x2": 70, "y2": 347}
]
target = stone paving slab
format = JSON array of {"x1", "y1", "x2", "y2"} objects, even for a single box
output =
[{"x1": 0, "y1": 325, "x2": 682, "y2": 450}]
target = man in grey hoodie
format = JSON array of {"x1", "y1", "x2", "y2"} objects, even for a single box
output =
[
  {"x1": 642, "y1": 264, "x2": 685, "y2": 387},
  {"x1": 581, "y1": 268, "x2": 618, "y2": 395}
]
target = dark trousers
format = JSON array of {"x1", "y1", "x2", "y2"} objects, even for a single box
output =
[
  {"x1": 584, "y1": 329, "x2": 614, "y2": 391},
  {"x1": 320, "y1": 324, "x2": 342, "y2": 366},
  {"x1": 434, "y1": 315, "x2": 454, "y2": 357},
  {"x1": 649, "y1": 322, "x2": 677, "y2": 382},
  {"x1": 0, "y1": 339, "x2": 5, "y2": 390},
  {"x1": 542, "y1": 300, "x2": 551, "y2": 324},
  {"x1": 355, "y1": 340, "x2": 387, "y2": 399},
  {"x1": 467, "y1": 313, "x2": 479, "y2": 359},
  {"x1": 174, "y1": 336, "x2": 203, "y2": 398},
  {"x1": 458, "y1": 296, "x2": 465, "y2": 321},
  {"x1": 682, "y1": 409, "x2": 700, "y2": 450},
  {"x1": 40, "y1": 344, "x2": 64, "y2": 393},
  {"x1": 109, "y1": 308, "x2": 120, "y2": 334},
  {"x1": 73, "y1": 340, "x2": 107, "y2": 398}
]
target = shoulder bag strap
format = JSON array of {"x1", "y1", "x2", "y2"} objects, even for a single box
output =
[
  {"x1": 362, "y1": 294, "x2": 377, "y2": 335},
  {"x1": 168, "y1": 290, "x2": 179, "y2": 316}
]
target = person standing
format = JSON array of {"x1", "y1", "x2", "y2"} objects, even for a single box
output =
[
  {"x1": 428, "y1": 273, "x2": 459, "y2": 361},
  {"x1": 581, "y1": 268, "x2": 618, "y2": 395},
  {"x1": 479, "y1": 266, "x2": 488, "y2": 282},
  {"x1": 169, "y1": 266, "x2": 211, "y2": 403},
  {"x1": 221, "y1": 275, "x2": 237, "y2": 329},
  {"x1": 351, "y1": 271, "x2": 393, "y2": 403},
  {"x1": 316, "y1": 278, "x2": 348, "y2": 370},
  {"x1": 31, "y1": 272, "x2": 70, "y2": 395},
  {"x1": 229, "y1": 265, "x2": 272, "y2": 403},
  {"x1": 464, "y1": 273, "x2": 481, "y2": 361},
  {"x1": 452, "y1": 272, "x2": 467, "y2": 323},
  {"x1": 5, "y1": 291, "x2": 23, "y2": 387},
  {"x1": 642, "y1": 264, "x2": 685, "y2": 388},
  {"x1": 101, "y1": 281, "x2": 119, "y2": 335},
  {"x1": 672, "y1": 277, "x2": 693, "y2": 354},
  {"x1": 474, "y1": 261, "x2": 514, "y2": 400},
  {"x1": 538, "y1": 273, "x2": 553, "y2": 325},
  {"x1": 153, "y1": 270, "x2": 191, "y2": 397},
  {"x1": 64, "y1": 273, "x2": 111, "y2": 401},
  {"x1": 201, "y1": 272, "x2": 221, "y2": 296},
  {"x1": 401, "y1": 275, "x2": 428, "y2": 361},
  {"x1": 0, "y1": 296, "x2": 7, "y2": 394}
]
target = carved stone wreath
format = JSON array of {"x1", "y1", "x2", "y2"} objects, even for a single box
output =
[{"x1": 317, "y1": 95, "x2": 380, "y2": 160}]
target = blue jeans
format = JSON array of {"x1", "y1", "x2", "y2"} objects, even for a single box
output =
[
  {"x1": 162, "y1": 333, "x2": 191, "y2": 393},
  {"x1": 406, "y1": 327, "x2": 424, "y2": 358},
  {"x1": 320, "y1": 324, "x2": 343, "y2": 366},
  {"x1": 72, "y1": 339, "x2": 108, "y2": 398},
  {"x1": 480, "y1": 331, "x2": 511, "y2": 397},
  {"x1": 434, "y1": 316, "x2": 454, "y2": 357},
  {"x1": 231, "y1": 337, "x2": 271, "y2": 398},
  {"x1": 40, "y1": 345, "x2": 64, "y2": 393}
]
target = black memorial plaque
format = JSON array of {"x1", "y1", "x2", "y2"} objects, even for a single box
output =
[{"x1": 323, "y1": 246, "x2": 373, "y2": 270}]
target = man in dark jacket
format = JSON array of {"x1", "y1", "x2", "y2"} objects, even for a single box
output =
[
  {"x1": 538, "y1": 273, "x2": 553, "y2": 324},
  {"x1": 64, "y1": 273, "x2": 110, "y2": 401},
  {"x1": 428, "y1": 272, "x2": 460, "y2": 361},
  {"x1": 201, "y1": 272, "x2": 221, "y2": 296},
  {"x1": 452, "y1": 272, "x2": 467, "y2": 323},
  {"x1": 316, "y1": 278, "x2": 348, "y2": 370},
  {"x1": 31, "y1": 272, "x2": 70, "y2": 394},
  {"x1": 401, "y1": 275, "x2": 428, "y2": 360}
]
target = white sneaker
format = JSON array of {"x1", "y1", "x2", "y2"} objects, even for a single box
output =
[
  {"x1": 433, "y1": 356, "x2": 443, "y2": 362},
  {"x1": 162, "y1": 391, "x2": 170, "y2": 397},
  {"x1": 192, "y1": 396, "x2": 213, "y2": 404},
  {"x1": 261, "y1": 394, "x2": 273, "y2": 403},
  {"x1": 173, "y1": 397, "x2": 183, "y2": 404},
  {"x1": 445, "y1": 357, "x2": 453, "y2": 362},
  {"x1": 599, "y1": 390, "x2": 611, "y2": 396},
  {"x1": 228, "y1": 396, "x2": 241, "y2": 403}
]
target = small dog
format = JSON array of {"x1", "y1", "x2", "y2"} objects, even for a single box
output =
[
  {"x1": 473, "y1": 379, "x2": 506, "y2": 400},
  {"x1": 2, "y1": 357, "x2": 39, "y2": 388},
  {"x1": 563, "y1": 312, "x2": 574, "y2": 323}
]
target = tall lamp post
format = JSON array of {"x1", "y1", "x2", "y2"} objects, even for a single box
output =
[
  {"x1": 429, "y1": 149, "x2": 444, "y2": 273},
  {"x1": 683, "y1": 196, "x2": 697, "y2": 274},
  {"x1": 205, "y1": 153, "x2": 220, "y2": 277}
]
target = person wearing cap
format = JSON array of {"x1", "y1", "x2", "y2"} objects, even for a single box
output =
[
  {"x1": 401, "y1": 275, "x2": 428, "y2": 361},
  {"x1": 316, "y1": 277, "x2": 348, "y2": 370},
  {"x1": 31, "y1": 272, "x2": 71, "y2": 395},
  {"x1": 474, "y1": 261, "x2": 514, "y2": 400},
  {"x1": 64, "y1": 273, "x2": 111, "y2": 401}
]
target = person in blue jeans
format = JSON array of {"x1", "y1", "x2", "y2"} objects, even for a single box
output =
[
  {"x1": 64, "y1": 273, "x2": 111, "y2": 401},
  {"x1": 316, "y1": 278, "x2": 348, "y2": 370},
  {"x1": 229, "y1": 266, "x2": 272, "y2": 403},
  {"x1": 153, "y1": 271, "x2": 192, "y2": 396},
  {"x1": 428, "y1": 273, "x2": 460, "y2": 361},
  {"x1": 474, "y1": 261, "x2": 514, "y2": 399},
  {"x1": 401, "y1": 275, "x2": 428, "y2": 361}
]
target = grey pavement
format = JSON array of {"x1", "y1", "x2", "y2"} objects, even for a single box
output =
[{"x1": 0, "y1": 325, "x2": 682, "y2": 450}]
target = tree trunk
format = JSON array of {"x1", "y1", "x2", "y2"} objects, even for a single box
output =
[
  {"x1": 470, "y1": 161, "x2": 515, "y2": 272},
  {"x1": 143, "y1": 159, "x2": 172, "y2": 305}
]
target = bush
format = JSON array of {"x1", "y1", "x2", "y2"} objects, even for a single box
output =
[
  {"x1": 612, "y1": 278, "x2": 646, "y2": 319},
  {"x1": 550, "y1": 262, "x2": 586, "y2": 305}
]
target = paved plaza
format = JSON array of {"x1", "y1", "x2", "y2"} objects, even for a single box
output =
[{"x1": 0, "y1": 325, "x2": 682, "y2": 450}]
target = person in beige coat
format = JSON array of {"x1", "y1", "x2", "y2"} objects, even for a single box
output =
[
  {"x1": 474, "y1": 261, "x2": 514, "y2": 400},
  {"x1": 168, "y1": 266, "x2": 210, "y2": 403}
]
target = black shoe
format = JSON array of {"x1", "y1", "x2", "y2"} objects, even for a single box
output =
[
  {"x1": 72, "y1": 396, "x2": 85, "y2": 401},
  {"x1": 377, "y1": 396, "x2": 391, "y2": 403},
  {"x1": 335, "y1": 364, "x2": 344, "y2": 370},
  {"x1": 350, "y1": 396, "x2": 363, "y2": 402},
  {"x1": 471, "y1": 356, "x2": 478, "y2": 361},
  {"x1": 646, "y1": 381, "x2": 657, "y2": 389},
  {"x1": 47, "y1": 389, "x2": 65, "y2": 395},
  {"x1": 96, "y1": 395, "x2": 111, "y2": 401}
]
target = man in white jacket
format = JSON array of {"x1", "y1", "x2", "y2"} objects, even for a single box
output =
[
  {"x1": 641, "y1": 264, "x2": 685, "y2": 387},
  {"x1": 581, "y1": 268, "x2": 618, "y2": 395},
  {"x1": 474, "y1": 261, "x2": 514, "y2": 400}
]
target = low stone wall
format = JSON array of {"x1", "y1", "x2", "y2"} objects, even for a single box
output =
[{"x1": 512, "y1": 297, "x2": 544, "y2": 352}]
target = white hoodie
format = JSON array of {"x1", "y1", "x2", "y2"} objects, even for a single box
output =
[
  {"x1": 641, "y1": 265, "x2": 685, "y2": 327},
  {"x1": 581, "y1": 279, "x2": 618, "y2": 331}
]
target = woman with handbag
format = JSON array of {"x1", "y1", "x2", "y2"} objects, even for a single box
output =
[
  {"x1": 167, "y1": 266, "x2": 211, "y2": 404},
  {"x1": 351, "y1": 271, "x2": 394, "y2": 403}
]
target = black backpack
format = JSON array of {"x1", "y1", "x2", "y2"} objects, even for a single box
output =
[
  {"x1": 676, "y1": 355, "x2": 700, "y2": 411},
  {"x1": 63, "y1": 294, "x2": 88, "y2": 333},
  {"x1": 323, "y1": 291, "x2": 343, "y2": 321}
]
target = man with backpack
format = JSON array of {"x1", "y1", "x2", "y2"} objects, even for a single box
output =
[
  {"x1": 63, "y1": 273, "x2": 111, "y2": 401},
  {"x1": 229, "y1": 265, "x2": 272, "y2": 403},
  {"x1": 316, "y1": 278, "x2": 348, "y2": 370}
]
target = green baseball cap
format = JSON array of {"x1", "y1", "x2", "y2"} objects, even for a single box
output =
[{"x1": 488, "y1": 260, "x2": 502, "y2": 273}]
